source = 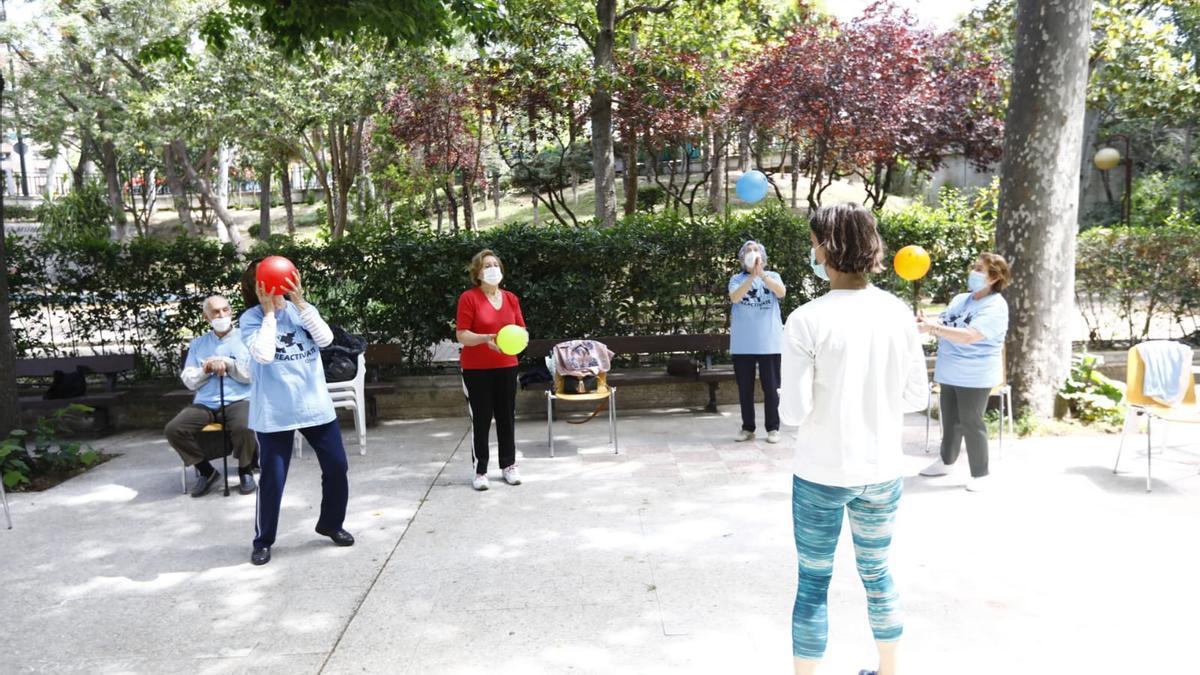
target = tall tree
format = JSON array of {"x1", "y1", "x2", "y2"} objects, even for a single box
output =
[{"x1": 995, "y1": 0, "x2": 1094, "y2": 416}]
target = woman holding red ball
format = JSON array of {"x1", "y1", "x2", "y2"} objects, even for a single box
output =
[{"x1": 239, "y1": 257, "x2": 353, "y2": 566}]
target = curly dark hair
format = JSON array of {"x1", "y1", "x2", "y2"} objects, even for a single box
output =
[{"x1": 808, "y1": 203, "x2": 885, "y2": 275}]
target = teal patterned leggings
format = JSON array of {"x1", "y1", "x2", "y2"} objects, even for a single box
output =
[{"x1": 791, "y1": 475, "x2": 903, "y2": 659}]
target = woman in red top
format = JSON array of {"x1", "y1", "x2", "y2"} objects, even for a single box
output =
[{"x1": 456, "y1": 249, "x2": 527, "y2": 491}]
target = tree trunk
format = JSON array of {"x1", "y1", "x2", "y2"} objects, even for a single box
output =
[
  {"x1": 217, "y1": 145, "x2": 231, "y2": 212},
  {"x1": 492, "y1": 169, "x2": 501, "y2": 221},
  {"x1": 444, "y1": 177, "x2": 459, "y2": 232},
  {"x1": 98, "y1": 139, "x2": 127, "y2": 239},
  {"x1": 73, "y1": 131, "x2": 91, "y2": 191},
  {"x1": 462, "y1": 176, "x2": 476, "y2": 231},
  {"x1": 164, "y1": 143, "x2": 196, "y2": 235},
  {"x1": 171, "y1": 140, "x2": 244, "y2": 249},
  {"x1": 708, "y1": 124, "x2": 726, "y2": 214},
  {"x1": 532, "y1": 187, "x2": 539, "y2": 226},
  {"x1": 623, "y1": 130, "x2": 639, "y2": 216},
  {"x1": 790, "y1": 143, "x2": 800, "y2": 210},
  {"x1": 738, "y1": 124, "x2": 751, "y2": 172},
  {"x1": 45, "y1": 144, "x2": 65, "y2": 198},
  {"x1": 280, "y1": 163, "x2": 295, "y2": 234},
  {"x1": 995, "y1": 0, "x2": 1093, "y2": 417},
  {"x1": 591, "y1": 0, "x2": 618, "y2": 227},
  {"x1": 258, "y1": 163, "x2": 272, "y2": 239}
]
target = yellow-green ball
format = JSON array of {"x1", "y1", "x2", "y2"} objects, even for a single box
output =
[{"x1": 496, "y1": 325, "x2": 529, "y2": 355}]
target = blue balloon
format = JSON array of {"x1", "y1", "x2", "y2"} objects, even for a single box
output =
[{"x1": 736, "y1": 170, "x2": 769, "y2": 204}]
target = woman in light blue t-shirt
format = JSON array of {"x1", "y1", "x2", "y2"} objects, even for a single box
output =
[
  {"x1": 728, "y1": 240, "x2": 786, "y2": 443},
  {"x1": 917, "y1": 252, "x2": 1011, "y2": 492},
  {"x1": 239, "y1": 260, "x2": 354, "y2": 566}
]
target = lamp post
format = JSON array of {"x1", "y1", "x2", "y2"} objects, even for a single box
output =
[{"x1": 1093, "y1": 134, "x2": 1132, "y2": 227}]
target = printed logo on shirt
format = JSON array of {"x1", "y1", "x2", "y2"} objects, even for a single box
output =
[
  {"x1": 274, "y1": 329, "x2": 318, "y2": 362},
  {"x1": 739, "y1": 281, "x2": 774, "y2": 310}
]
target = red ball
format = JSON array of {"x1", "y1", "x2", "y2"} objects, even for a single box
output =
[{"x1": 256, "y1": 256, "x2": 297, "y2": 295}]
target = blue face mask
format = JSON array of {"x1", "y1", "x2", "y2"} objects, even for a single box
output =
[
  {"x1": 968, "y1": 270, "x2": 990, "y2": 293},
  {"x1": 810, "y1": 248, "x2": 830, "y2": 282}
]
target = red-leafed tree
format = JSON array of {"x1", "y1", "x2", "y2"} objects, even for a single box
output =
[
  {"x1": 616, "y1": 48, "x2": 732, "y2": 217},
  {"x1": 736, "y1": 1, "x2": 1006, "y2": 211},
  {"x1": 385, "y1": 62, "x2": 486, "y2": 231}
]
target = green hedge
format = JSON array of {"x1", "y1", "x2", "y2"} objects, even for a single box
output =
[
  {"x1": 1076, "y1": 226, "x2": 1200, "y2": 345},
  {"x1": 9, "y1": 200, "x2": 996, "y2": 376},
  {"x1": 875, "y1": 185, "x2": 997, "y2": 304}
]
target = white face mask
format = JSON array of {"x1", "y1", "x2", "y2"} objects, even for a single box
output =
[
  {"x1": 482, "y1": 267, "x2": 503, "y2": 286},
  {"x1": 211, "y1": 316, "x2": 233, "y2": 333},
  {"x1": 743, "y1": 250, "x2": 761, "y2": 271}
]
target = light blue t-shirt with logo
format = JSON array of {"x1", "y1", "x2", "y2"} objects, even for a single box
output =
[
  {"x1": 239, "y1": 303, "x2": 336, "y2": 433},
  {"x1": 728, "y1": 271, "x2": 784, "y2": 355},
  {"x1": 186, "y1": 331, "x2": 251, "y2": 408},
  {"x1": 934, "y1": 292, "x2": 1009, "y2": 388}
]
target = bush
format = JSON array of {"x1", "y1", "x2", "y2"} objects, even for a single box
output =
[
  {"x1": 35, "y1": 182, "x2": 112, "y2": 243},
  {"x1": 5, "y1": 203, "x2": 38, "y2": 221},
  {"x1": 1075, "y1": 224, "x2": 1200, "y2": 346},
  {"x1": 875, "y1": 183, "x2": 997, "y2": 303},
  {"x1": 13, "y1": 200, "x2": 996, "y2": 375},
  {"x1": 1, "y1": 405, "x2": 101, "y2": 490},
  {"x1": 636, "y1": 185, "x2": 666, "y2": 212},
  {"x1": 1057, "y1": 353, "x2": 1125, "y2": 425},
  {"x1": 7, "y1": 234, "x2": 242, "y2": 375}
]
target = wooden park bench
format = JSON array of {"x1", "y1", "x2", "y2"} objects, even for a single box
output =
[
  {"x1": 525, "y1": 334, "x2": 734, "y2": 413},
  {"x1": 16, "y1": 354, "x2": 136, "y2": 431}
]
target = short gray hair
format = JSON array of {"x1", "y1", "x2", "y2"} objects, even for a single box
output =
[
  {"x1": 201, "y1": 295, "x2": 228, "y2": 318},
  {"x1": 738, "y1": 240, "x2": 767, "y2": 266}
]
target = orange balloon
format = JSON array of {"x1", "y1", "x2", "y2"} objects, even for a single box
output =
[{"x1": 894, "y1": 245, "x2": 931, "y2": 281}]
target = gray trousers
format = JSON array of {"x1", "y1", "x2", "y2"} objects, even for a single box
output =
[
  {"x1": 164, "y1": 400, "x2": 256, "y2": 469},
  {"x1": 939, "y1": 384, "x2": 991, "y2": 478}
]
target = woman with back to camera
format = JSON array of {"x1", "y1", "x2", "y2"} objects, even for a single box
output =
[{"x1": 780, "y1": 203, "x2": 928, "y2": 675}]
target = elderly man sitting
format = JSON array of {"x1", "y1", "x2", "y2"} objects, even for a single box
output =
[{"x1": 165, "y1": 295, "x2": 257, "y2": 497}]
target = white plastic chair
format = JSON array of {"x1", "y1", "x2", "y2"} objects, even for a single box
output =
[{"x1": 295, "y1": 353, "x2": 367, "y2": 457}]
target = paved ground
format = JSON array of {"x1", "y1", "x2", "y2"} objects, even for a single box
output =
[{"x1": 3, "y1": 405, "x2": 1198, "y2": 674}]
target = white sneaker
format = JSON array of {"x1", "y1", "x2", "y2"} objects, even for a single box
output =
[
  {"x1": 502, "y1": 466, "x2": 522, "y2": 486},
  {"x1": 472, "y1": 474, "x2": 490, "y2": 491},
  {"x1": 965, "y1": 475, "x2": 990, "y2": 492},
  {"x1": 919, "y1": 458, "x2": 952, "y2": 477},
  {"x1": 735, "y1": 430, "x2": 755, "y2": 442},
  {"x1": 766, "y1": 430, "x2": 782, "y2": 444}
]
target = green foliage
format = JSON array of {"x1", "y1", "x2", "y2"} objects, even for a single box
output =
[
  {"x1": 7, "y1": 234, "x2": 242, "y2": 375},
  {"x1": 14, "y1": 201, "x2": 999, "y2": 375},
  {"x1": 0, "y1": 405, "x2": 100, "y2": 490},
  {"x1": 35, "y1": 183, "x2": 113, "y2": 244},
  {"x1": 636, "y1": 185, "x2": 667, "y2": 212},
  {"x1": 1129, "y1": 171, "x2": 1199, "y2": 229},
  {"x1": 1075, "y1": 226, "x2": 1200, "y2": 345},
  {"x1": 874, "y1": 183, "x2": 999, "y2": 303},
  {"x1": 4, "y1": 203, "x2": 38, "y2": 221},
  {"x1": 227, "y1": 0, "x2": 503, "y2": 54},
  {"x1": 1058, "y1": 353, "x2": 1126, "y2": 424}
]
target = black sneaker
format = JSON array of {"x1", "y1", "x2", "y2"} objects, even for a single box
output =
[
  {"x1": 190, "y1": 471, "x2": 221, "y2": 498},
  {"x1": 315, "y1": 527, "x2": 355, "y2": 547},
  {"x1": 251, "y1": 547, "x2": 271, "y2": 565},
  {"x1": 238, "y1": 472, "x2": 257, "y2": 495}
]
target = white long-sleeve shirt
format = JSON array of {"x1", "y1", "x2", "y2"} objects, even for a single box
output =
[{"x1": 779, "y1": 286, "x2": 929, "y2": 487}]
